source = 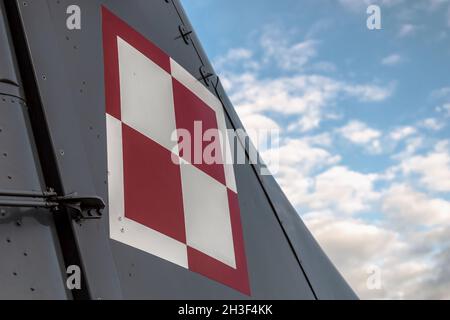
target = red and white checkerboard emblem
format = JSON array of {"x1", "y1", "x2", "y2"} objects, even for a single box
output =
[{"x1": 102, "y1": 7, "x2": 250, "y2": 295}]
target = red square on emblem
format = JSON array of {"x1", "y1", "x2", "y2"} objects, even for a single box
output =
[{"x1": 122, "y1": 124, "x2": 186, "y2": 243}]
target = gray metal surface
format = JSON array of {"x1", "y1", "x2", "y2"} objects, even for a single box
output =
[
  {"x1": 0, "y1": 1, "x2": 22, "y2": 98},
  {"x1": 0, "y1": 3, "x2": 69, "y2": 298},
  {"x1": 0, "y1": 0, "x2": 357, "y2": 299},
  {"x1": 0, "y1": 98, "x2": 42, "y2": 192},
  {"x1": 13, "y1": 0, "x2": 122, "y2": 299},
  {"x1": 0, "y1": 97, "x2": 68, "y2": 300},
  {"x1": 0, "y1": 206, "x2": 68, "y2": 300}
]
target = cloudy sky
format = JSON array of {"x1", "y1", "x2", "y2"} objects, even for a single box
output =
[{"x1": 181, "y1": 0, "x2": 450, "y2": 299}]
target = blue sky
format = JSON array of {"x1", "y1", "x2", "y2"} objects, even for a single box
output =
[{"x1": 182, "y1": 0, "x2": 450, "y2": 299}]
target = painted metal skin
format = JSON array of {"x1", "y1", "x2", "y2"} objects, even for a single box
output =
[{"x1": 0, "y1": 0, "x2": 357, "y2": 300}]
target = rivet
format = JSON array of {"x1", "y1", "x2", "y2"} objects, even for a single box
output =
[
  {"x1": 59, "y1": 149, "x2": 65, "y2": 156},
  {"x1": 120, "y1": 228, "x2": 125, "y2": 233}
]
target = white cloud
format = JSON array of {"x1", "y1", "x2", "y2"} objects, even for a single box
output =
[
  {"x1": 302, "y1": 167, "x2": 380, "y2": 215},
  {"x1": 215, "y1": 30, "x2": 393, "y2": 133},
  {"x1": 311, "y1": 61, "x2": 337, "y2": 73},
  {"x1": 303, "y1": 211, "x2": 450, "y2": 299},
  {"x1": 263, "y1": 138, "x2": 341, "y2": 177},
  {"x1": 260, "y1": 28, "x2": 318, "y2": 72},
  {"x1": 343, "y1": 83, "x2": 395, "y2": 102},
  {"x1": 236, "y1": 110, "x2": 281, "y2": 148},
  {"x1": 217, "y1": 48, "x2": 252, "y2": 62},
  {"x1": 303, "y1": 132, "x2": 334, "y2": 147},
  {"x1": 339, "y1": 121, "x2": 381, "y2": 143},
  {"x1": 381, "y1": 54, "x2": 403, "y2": 66},
  {"x1": 390, "y1": 126, "x2": 417, "y2": 141},
  {"x1": 304, "y1": 211, "x2": 398, "y2": 268},
  {"x1": 237, "y1": 111, "x2": 280, "y2": 133},
  {"x1": 261, "y1": 138, "x2": 342, "y2": 208},
  {"x1": 223, "y1": 72, "x2": 392, "y2": 133},
  {"x1": 398, "y1": 24, "x2": 417, "y2": 37},
  {"x1": 393, "y1": 136, "x2": 424, "y2": 160},
  {"x1": 302, "y1": 211, "x2": 424, "y2": 299},
  {"x1": 400, "y1": 141, "x2": 450, "y2": 192},
  {"x1": 431, "y1": 86, "x2": 450, "y2": 99},
  {"x1": 339, "y1": 0, "x2": 403, "y2": 11},
  {"x1": 338, "y1": 121, "x2": 383, "y2": 153},
  {"x1": 436, "y1": 103, "x2": 450, "y2": 117},
  {"x1": 382, "y1": 184, "x2": 450, "y2": 226},
  {"x1": 420, "y1": 118, "x2": 445, "y2": 131},
  {"x1": 214, "y1": 48, "x2": 259, "y2": 72}
]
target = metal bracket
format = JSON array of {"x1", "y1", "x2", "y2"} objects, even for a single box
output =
[
  {"x1": 199, "y1": 66, "x2": 214, "y2": 87},
  {"x1": 178, "y1": 25, "x2": 192, "y2": 45},
  {"x1": 52, "y1": 194, "x2": 105, "y2": 221},
  {"x1": 0, "y1": 189, "x2": 105, "y2": 221}
]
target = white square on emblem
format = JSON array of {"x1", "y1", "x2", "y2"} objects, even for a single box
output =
[
  {"x1": 118, "y1": 37, "x2": 178, "y2": 153},
  {"x1": 180, "y1": 163, "x2": 236, "y2": 269}
]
